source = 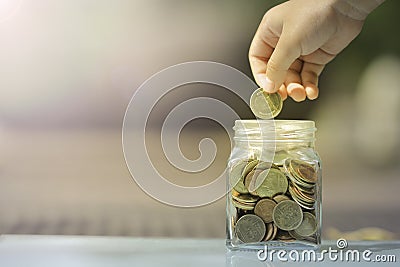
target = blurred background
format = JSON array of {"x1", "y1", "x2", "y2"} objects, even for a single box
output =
[{"x1": 0, "y1": 0, "x2": 399, "y2": 240}]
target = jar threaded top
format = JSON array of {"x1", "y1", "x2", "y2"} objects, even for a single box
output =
[{"x1": 233, "y1": 120, "x2": 316, "y2": 143}]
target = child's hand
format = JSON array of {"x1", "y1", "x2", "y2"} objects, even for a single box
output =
[{"x1": 249, "y1": 0, "x2": 384, "y2": 102}]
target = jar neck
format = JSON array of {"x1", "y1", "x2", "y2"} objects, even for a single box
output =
[{"x1": 233, "y1": 120, "x2": 316, "y2": 147}]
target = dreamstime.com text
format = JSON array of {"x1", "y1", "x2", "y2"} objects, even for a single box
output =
[{"x1": 257, "y1": 239, "x2": 396, "y2": 263}]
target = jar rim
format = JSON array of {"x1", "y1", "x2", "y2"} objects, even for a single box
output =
[
  {"x1": 233, "y1": 119, "x2": 316, "y2": 142},
  {"x1": 235, "y1": 119, "x2": 315, "y2": 128}
]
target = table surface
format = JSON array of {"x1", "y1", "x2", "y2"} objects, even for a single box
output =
[{"x1": 0, "y1": 235, "x2": 399, "y2": 267}]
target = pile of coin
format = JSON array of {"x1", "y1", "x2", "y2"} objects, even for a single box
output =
[
  {"x1": 229, "y1": 158, "x2": 318, "y2": 243},
  {"x1": 285, "y1": 159, "x2": 317, "y2": 210}
]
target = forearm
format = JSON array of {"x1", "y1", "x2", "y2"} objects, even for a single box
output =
[{"x1": 332, "y1": 0, "x2": 385, "y2": 20}]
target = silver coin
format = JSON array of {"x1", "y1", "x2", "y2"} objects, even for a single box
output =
[{"x1": 235, "y1": 214, "x2": 266, "y2": 243}]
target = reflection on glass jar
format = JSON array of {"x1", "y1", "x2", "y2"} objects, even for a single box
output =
[{"x1": 226, "y1": 120, "x2": 322, "y2": 250}]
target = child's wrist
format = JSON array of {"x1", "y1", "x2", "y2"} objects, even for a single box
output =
[{"x1": 331, "y1": 0, "x2": 385, "y2": 21}]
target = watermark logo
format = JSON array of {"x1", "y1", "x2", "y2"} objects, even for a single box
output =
[
  {"x1": 122, "y1": 61, "x2": 275, "y2": 207},
  {"x1": 336, "y1": 238, "x2": 348, "y2": 249},
  {"x1": 257, "y1": 238, "x2": 396, "y2": 263}
]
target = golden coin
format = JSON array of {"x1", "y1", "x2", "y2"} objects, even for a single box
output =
[
  {"x1": 250, "y1": 88, "x2": 283, "y2": 119},
  {"x1": 289, "y1": 186, "x2": 315, "y2": 210},
  {"x1": 254, "y1": 198, "x2": 276, "y2": 223},
  {"x1": 241, "y1": 159, "x2": 259, "y2": 178},
  {"x1": 270, "y1": 223, "x2": 278, "y2": 240},
  {"x1": 290, "y1": 159, "x2": 318, "y2": 184},
  {"x1": 231, "y1": 189, "x2": 240, "y2": 197},
  {"x1": 273, "y1": 194, "x2": 290, "y2": 203},
  {"x1": 288, "y1": 184, "x2": 312, "y2": 203},
  {"x1": 232, "y1": 193, "x2": 259, "y2": 204},
  {"x1": 230, "y1": 161, "x2": 249, "y2": 194},
  {"x1": 284, "y1": 159, "x2": 315, "y2": 189},
  {"x1": 244, "y1": 169, "x2": 263, "y2": 193},
  {"x1": 229, "y1": 161, "x2": 247, "y2": 191},
  {"x1": 295, "y1": 183, "x2": 315, "y2": 195},
  {"x1": 232, "y1": 198, "x2": 255, "y2": 210},
  {"x1": 290, "y1": 183, "x2": 315, "y2": 203},
  {"x1": 264, "y1": 223, "x2": 275, "y2": 241},
  {"x1": 251, "y1": 168, "x2": 288, "y2": 198}
]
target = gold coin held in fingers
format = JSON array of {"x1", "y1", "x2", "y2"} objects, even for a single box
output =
[{"x1": 250, "y1": 88, "x2": 283, "y2": 119}]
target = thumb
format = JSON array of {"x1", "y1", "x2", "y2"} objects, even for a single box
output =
[{"x1": 265, "y1": 30, "x2": 301, "y2": 92}]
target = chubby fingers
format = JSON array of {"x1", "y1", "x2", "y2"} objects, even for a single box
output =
[
  {"x1": 279, "y1": 61, "x2": 324, "y2": 102},
  {"x1": 284, "y1": 60, "x2": 306, "y2": 102},
  {"x1": 300, "y1": 62, "x2": 324, "y2": 100},
  {"x1": 278, "y1": 84, "x2": 288, "y2": 101}
]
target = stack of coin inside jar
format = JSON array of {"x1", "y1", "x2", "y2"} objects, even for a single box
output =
[{"x1": 229, "y1": 158, "x2": 319, "y2": 243}]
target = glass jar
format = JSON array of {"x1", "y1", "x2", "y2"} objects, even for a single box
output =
[{"x1": 226, "y1": 120, "x2": 322, "y2": 250}]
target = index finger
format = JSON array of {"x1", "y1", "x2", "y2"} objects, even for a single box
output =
[{"x1": 248, "y1": 26, "x2": 276, "y2": 90}]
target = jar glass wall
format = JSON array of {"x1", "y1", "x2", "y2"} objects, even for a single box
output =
[{"x1": 226, "y1": 120, "x2": 322, "y2": 250}]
